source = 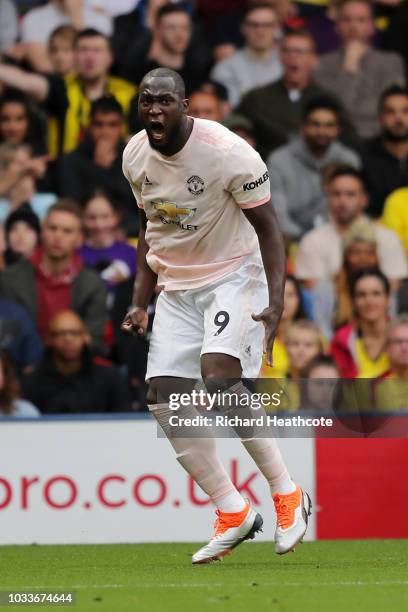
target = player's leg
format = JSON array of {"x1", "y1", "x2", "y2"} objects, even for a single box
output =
[
  {"x1": 199, "y1": 259, "x2": 311, "y2": 554},
  {"x1": 145, "y1": 290, "x2": 258, "y2": 562}
]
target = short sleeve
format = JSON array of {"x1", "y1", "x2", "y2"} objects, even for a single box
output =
[
  {"x1": 122, "y1": 148, "x2": 143, "y2": 209},
  {"x1": 223, "y1": 140, "x2": 270, "y2": 209}
]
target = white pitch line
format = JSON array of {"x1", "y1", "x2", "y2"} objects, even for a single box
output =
[{"x1": 12, "y1": 581, "x2": 408, "y2": 590}]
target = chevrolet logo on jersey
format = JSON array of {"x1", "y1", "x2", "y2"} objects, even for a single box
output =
[{"x1": 151, "y1": 200, "x2": 198, "y2": 230}]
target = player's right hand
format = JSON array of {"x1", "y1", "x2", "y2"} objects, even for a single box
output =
[{"x1": 121, "y1": 307, "x2": 148, "y2": 336}]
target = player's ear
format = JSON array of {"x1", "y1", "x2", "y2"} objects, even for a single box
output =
[{"x1": 182, "y1": 98, "x2": 189, "y2": 114}]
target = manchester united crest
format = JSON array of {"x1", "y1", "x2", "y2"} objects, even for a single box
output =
[{"x1": 186, "y1": 175, "x2": 205, "y2": 196}]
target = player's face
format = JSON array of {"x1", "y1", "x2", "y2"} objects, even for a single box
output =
[
  {"x1": 380, "y1": 95, "x2": 408, "y2": 141},
  {"x1": 387, "y1": 325, "x2": 408, "y2": 367},
  {"x1": 139, "y1": 77, "x2": 188, "y2": 151},
  {"x1": 353, "y1": 276, "x2": 389, "y2": 323}
]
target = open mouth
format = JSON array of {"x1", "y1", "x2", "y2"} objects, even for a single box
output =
[{"x1": 149, "y1": 121, "x2": 166, "y2": 141}]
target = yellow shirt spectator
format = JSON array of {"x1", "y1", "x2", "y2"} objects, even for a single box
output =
[{"x1": 381, "y1": 187, "x2": 408, "y2": 257}]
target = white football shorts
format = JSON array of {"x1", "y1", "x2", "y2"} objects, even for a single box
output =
[{"x1": 145, "y1": 252, "x2": 268, "y2": 380}]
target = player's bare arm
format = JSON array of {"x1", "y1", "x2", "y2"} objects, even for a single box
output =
[
  {"x1": 121, "y1": 211, "x2": 157, "y2": 336},
  {"x1": 243, "y1": 201, "x2": 286, "y2": 366}
]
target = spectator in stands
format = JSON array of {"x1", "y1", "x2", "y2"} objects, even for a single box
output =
[
  {"x1": 267, "y1": 96, "x2": 360, "y2": 240},
  {"x1": 300, "y1": 354, "x2": 340, "y2": 413},
  {"x1": 210, "y1": 3, "x2": 283, "y2": 107},
  {"x1": 0, "y1": 298, "x2": 43, "y2": 372},
  {"x1": 286, "y1": 320, "x2": 324, "y2": 380},
  {"x1": 128, "y1": 5, "x2": 210, "y2": 94},
  {"x1": 261, "y1": 275, "x2": 307, "y2": 378},
  {"x1": 374, "y1": 315, "x2": 408, "y2": 411},
  {"x1": 381, "y1": 187, "x2": 408, "y2": 258},
  {"x1": 48, "y1": 25, "x2": 76, "y2": 78},
  {"x1": 236, "y1": 29, "x2": 356, "y2": 157},
  {"x1": 0, "y1": 1, "x2": 18, "y2": 53},
  {"x1": 314, "y1": 0, "x2": 406, "y2": 139},
  {"x1": 331, "y1": 268, "x2": 391, "y2": 378},
  {"x1": 58, "y1": 95, "x2": 137, "y2": 234},
  {"x1": 295, "y1": 166, "x2": 407, "y2": 290},
  {"x1": 112, "y1": 1, "x2": 209, "y2": 87},
  {"x1": 0, "y1": 143, "x2": 56, "y2": 224},
  {"x1": 20, "y1": 0, "x2": 112, "y2": 72},
  {"x1": 3, "y1": 206, "x2": 41, "y2": 265},
  {"x1": 362, "y1": 86, "x2": 408, "y2": 218},
  {"x1": 188, "y1": 90, "x2": 223, "y2": 122},
  {"x1": 0, "y1": 90, "x2": 47, "y2": 156},
  {"x1": 0, "y1": 350, "x2": 39, "y2": 417},
  {"x1": 0, "y1": 29, "x2": 137, "y2": 156},
  {"x1": 311, "y1": 217, "x2": 381, "y2": 339},
  {"x1": 79, "y1": 189, "x2": 137, "y2": 306},
  {"x1": 22, "y1": 310, "x2": 130, "y2": 414},
  {"x1": 0, "y1": 200, "x2": 108, "y2": 353}
]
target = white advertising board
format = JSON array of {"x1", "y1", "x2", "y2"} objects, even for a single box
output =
[{"x1": 0, "y1": 419, "x2": 315, "y2": 544}]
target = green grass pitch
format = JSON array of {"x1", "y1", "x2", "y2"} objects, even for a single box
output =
[{"x1": 1, "y1": 540, "x2": 408, "y2": 611}]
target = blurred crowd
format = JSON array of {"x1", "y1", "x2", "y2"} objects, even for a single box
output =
[{"x1": 0, "y1": 0, "x2": 407, "y2": 417}]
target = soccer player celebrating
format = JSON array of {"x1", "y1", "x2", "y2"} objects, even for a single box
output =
[{"x1": 122, "y1": 68, "x2": 311, "y2": 564}]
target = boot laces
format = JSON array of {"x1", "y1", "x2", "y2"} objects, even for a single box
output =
[{"x1": 274, "y1": 494, "x2": 298, "y2": 529}]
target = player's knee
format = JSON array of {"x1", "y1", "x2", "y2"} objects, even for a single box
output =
[{"x1": 201, "y1": 353, "x2": 242, "y2": 394}]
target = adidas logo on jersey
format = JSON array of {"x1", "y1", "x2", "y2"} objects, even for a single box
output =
[{"x1": 143, "y1": 175, "x2": 153, "y2": 186}]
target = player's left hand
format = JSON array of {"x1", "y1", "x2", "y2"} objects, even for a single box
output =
[{"x1": 252, "y1": 307, "x2": 279, "y2": 367}]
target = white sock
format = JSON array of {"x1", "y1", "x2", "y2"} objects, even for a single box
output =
[
  {"x1": 223, "y1": 383, "x2": 297, "y2": 497},
  {"x1": 216, "y1": 490, "x2": 247, "y2": 513}
]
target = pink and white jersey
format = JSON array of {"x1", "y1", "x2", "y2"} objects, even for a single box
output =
[{"x1": 122, "y1": 118, "x2": 270, "y2": 290}]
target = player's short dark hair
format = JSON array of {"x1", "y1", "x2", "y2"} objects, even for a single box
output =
[
  {"x1": 324, "y1": 164, "x2": 367, "y2": 190},
  {"x1": 379, "y1": 85, "x2": 408, "y2": 113},
  {"x1": 140, "y1": 68, "x2": 186, "y2": 99},
  {"x1": 350, "y1": 268, "x2": 391, "y2": 299},
  {"x1": 74, "y1": 28, "x2": 111, "y2": 49},
  {"x1": 243, "y1": 2, "x2": 279, "y2": 19},
  {"x1": 302, "y1": 96, "x2": 340, "y2": 122},
  {"x1": 156, "y1": 4, "x2": 191, "y2": 22},
  {"x1": 282, "y1": 29, "x2": 316, "y2": 51},
  {"x1": 90, "y1": 95, "x2": 123, "y2": 118}
]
